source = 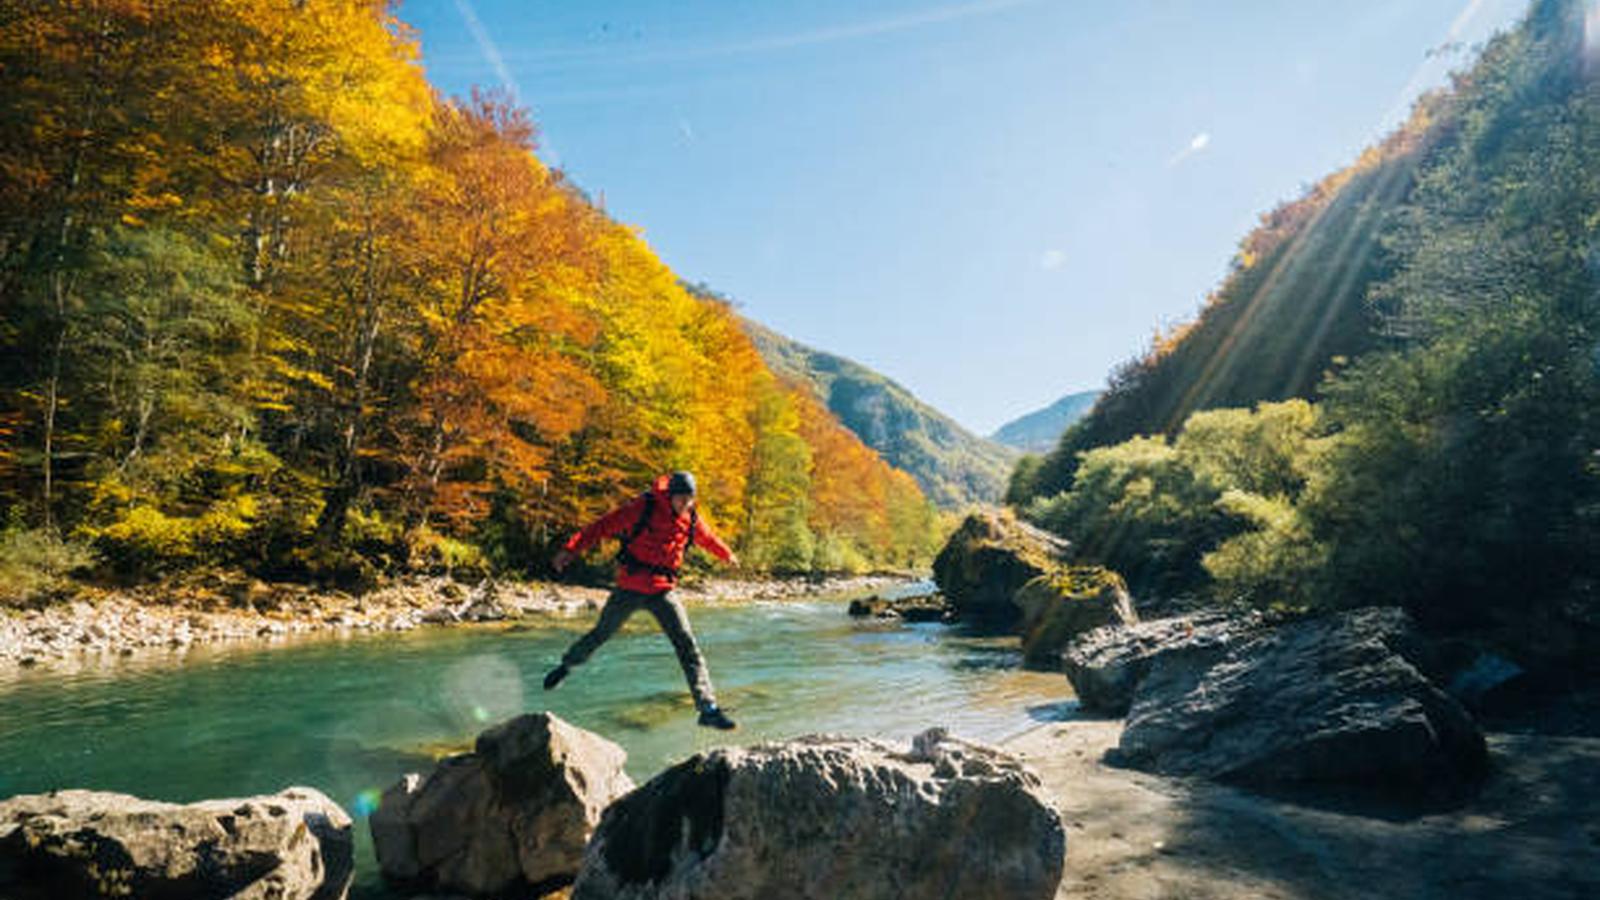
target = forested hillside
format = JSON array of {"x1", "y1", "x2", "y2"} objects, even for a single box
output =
[
  {"x1": 1017, "y1": 27, "x2": 1474, "y2": 500},
  {"x1": 743, "y1": 320, "x2": 1016, "y2": 508},
  {"x1": 0, "y1": 0, "x2": 940, "y2": 593},
  {"x1": 1012, "y1": 0, "x2": 1600, "y2": 662}
]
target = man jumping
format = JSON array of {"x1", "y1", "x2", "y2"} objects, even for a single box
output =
[{"x1": 545, "y1": 471, "x2": 739, "y2": 730}]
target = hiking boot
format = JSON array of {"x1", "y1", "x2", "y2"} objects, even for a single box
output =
[
  {"x1": 543, "y1": 664, "x2": 569, "y2": 691},
  {"x1": 697, "y1": 705, "x2": 737, "y2": 731}
]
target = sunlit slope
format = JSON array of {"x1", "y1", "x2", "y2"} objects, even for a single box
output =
[
  {"x1": 1022, "y1": 1, "x2": 1587, "y2": 501},
  {"x1": 743, "y1": 320, "x2": 1018, "y2": 508}
]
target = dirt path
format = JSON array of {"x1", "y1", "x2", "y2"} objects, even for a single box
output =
[{"x1": 1007, "y1": 719, "x2": 1600, "y2": 900}]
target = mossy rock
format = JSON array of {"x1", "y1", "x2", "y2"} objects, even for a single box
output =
[
  {"x1": 932, "y1": 511, "x2": 1070, "y2": 624},
  {"x1": 1013, "y1": 567, "x2": 1136, "y2": 670}
]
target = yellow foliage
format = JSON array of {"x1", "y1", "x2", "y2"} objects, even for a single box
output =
[{"x1": 0, "y1": 0, "x2": 939, "y2": 575}]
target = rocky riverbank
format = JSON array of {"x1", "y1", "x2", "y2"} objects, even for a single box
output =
[
  {"x1": 0, "y1": 572, "x2": 913, "y2": 672},
  {"x1": 916, "y1": 513, "x2": 1599, "y2": 897},
  {"x1": 1, "y1": 713, "x2": 1068, "y2": 900}
]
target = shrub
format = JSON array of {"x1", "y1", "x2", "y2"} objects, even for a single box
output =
[
  {"x1": 811, "y1": 532, "x2": 869, "y2": 574},
  {"x1": 1024, "y1": 401, "x2": 1323, "y2": 598},
  {"x1": 409, "y1": 526, "x2": 488, "y2": 577},
  {"x1": 1201, "y1": 490, "x2": 1328, "y2": 610},
  {"x1": 82, "y1": 494, "x2": 258, "y2": 575},
  {"x1": 345, "y1": 506, "x2": 409, "y2": 569},
  {"x1": 0, "y1": 524, "x2": 97, "y2": 605},
  {"x1": 1026, "y1": 435, "x2": 1219, "y2": 594}
]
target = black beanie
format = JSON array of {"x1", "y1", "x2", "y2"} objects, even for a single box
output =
[{"x1": 668, "y1": 471, "x2": 697, "y2": 496}]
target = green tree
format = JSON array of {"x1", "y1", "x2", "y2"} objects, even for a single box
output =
[
  {"x1": 741, "y1": 379, "x2": 815, "y2": 572},
  {"x1": 1027, "y1": 401, "x2": 1322, "y2": 598}
]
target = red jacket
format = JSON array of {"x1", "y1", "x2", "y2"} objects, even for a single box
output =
[{"x1": 563, "y1": 475, "x2": 734, "y2": 594}]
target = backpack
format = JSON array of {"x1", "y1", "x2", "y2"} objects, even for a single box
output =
[{"x1": 616, "y1": 491, "x2": 698, "y2": 581}]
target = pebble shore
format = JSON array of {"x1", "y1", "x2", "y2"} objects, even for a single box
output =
[{"x1": 0, "y1": 573, "x2": 913, "y2": 672}]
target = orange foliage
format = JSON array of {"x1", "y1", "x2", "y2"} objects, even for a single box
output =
[
  {"x1": 0, "y1": 0, "x2": 939, "y2": 573},
  {"x1": 404, "y1": 92, "x2": 604, "y2": 527},
  {"x1": 786, "y1": 386, "x2": 891, "y2": 546}
]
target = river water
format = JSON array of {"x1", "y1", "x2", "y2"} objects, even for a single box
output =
[{"x1": 0, "y1": 592, "x2": 1072, "y2": 892}]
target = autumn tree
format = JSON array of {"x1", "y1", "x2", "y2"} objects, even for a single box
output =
[
  {"x1": 0, "y1": 1, "x2": 941, "y2": 585},
  {"x1": 401, "y1": 92, "x2": 602, "y2": 533},
  {"x1": 740, "y1": 377, "x2": 814, "y2": 571},
  {"x1": 0, "y1": 0, "x2": 182, "y2": 528}
]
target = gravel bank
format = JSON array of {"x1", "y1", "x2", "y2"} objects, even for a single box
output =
[{"x1": 0, "y1": 573, "x2": 914, "y2": 672}]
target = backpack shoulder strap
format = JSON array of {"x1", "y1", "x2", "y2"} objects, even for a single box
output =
[{"x1": 624, "y1": 491, "x2": 654, "y2": 548}]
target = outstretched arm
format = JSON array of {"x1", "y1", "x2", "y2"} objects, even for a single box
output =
[
  {"x1": 693, "y1": 515, "x2": 738, "y2": 566},
  {"x1": 554, "y1": 495, "x2": 648, "y2": 572}
]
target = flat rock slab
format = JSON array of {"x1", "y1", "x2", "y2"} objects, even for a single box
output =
[
  {"x1": 1114, "y1": 608, "x2": 1487, "y2": 788},
  {"x1": 0, "y1": 786, "x2": 353, "y2": 900},
  {"x1": 1063, "y1": 610, "x2": 1265, "y2": 715},
  {"x1": 573, "y1": 728, "x2": 1066, "y2": 900}
]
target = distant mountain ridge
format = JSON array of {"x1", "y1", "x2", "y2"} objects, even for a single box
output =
[
  {"x1": 991, "y1": 390, "x2": 1102, "y2": 453},
  {"x1": 742, "y1": 320, "x2": 1018, "y2": 508}
]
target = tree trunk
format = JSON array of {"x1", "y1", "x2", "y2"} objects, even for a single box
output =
[
  {"x1": 41, "y1": 321, "x2": 63, "y2": 532},
  {"x1": 315, "y1": 307, "x2": 381, "y2": 544},
  {"x1": 122, "y1": 390, "x2": 153, "y2": 470},
  {"x1": 314, "y1": 214, "x2": 386, "y2": 546},
  {"x1": 42, "y1": 200, "x2": 81, "y2": 533},
  {"x1": 39, "y1": 9, "x2": 117, "y2": 530}
]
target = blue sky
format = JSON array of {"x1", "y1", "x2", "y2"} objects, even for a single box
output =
[{"x1": 399, "y1": 0, "x2": 1530, "y2": 435}]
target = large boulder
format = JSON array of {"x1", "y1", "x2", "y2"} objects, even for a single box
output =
[
  {"x1": 1063, "y1": 610, "x2": 1265, "y2": 714},
  {"x1": 1013, "y1": 567, "x2": 1137, "y2": 670},
  {"x1": 371, "y1": 712, "x2": 635, "y2": 897},
  {"x1": 932, "y1": 511, "x2": 1071, "y2": 624},
  {"x1": 1113, "y1": 608, "x2": 1487, "y2": 788},
  {"x1": 572, "y1": 728, "x2": 1065, "y2": 900},
  {"x1": 0, "y1": 786, "x2": 353, "y2": 900}
]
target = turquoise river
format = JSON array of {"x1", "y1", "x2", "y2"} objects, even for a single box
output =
[{"x1": 0, "y1": 589, "x2": 1072, "y2": 895}]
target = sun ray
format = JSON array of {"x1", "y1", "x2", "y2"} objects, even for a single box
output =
[{"x1": 1157, "y1": 0, "x2": 1513, "y2": 436}]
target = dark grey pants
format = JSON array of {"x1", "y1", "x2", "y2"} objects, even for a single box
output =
[{"x1": 560, "y1": 589, "x2": 718, "y2": 712}]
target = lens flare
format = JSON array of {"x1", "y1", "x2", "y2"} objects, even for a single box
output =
[
  {"x1": 353, "y1": 788, "x2": 382, "y2": 818},
  {"x1": 441, "y1": 654, "x2": 526, "y2": 733}
]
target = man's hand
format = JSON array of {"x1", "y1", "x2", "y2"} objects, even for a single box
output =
[
  {"x1": 726, "y1": 553, "x2": 741, "y2": 569},
  {"x1": 552, "y1": 549, "x2": 575, "y2": 574}
]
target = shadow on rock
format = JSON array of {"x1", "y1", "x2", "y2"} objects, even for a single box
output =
[
  {"x1": 1148, "y1": 733, "x2": 1600, "y2": 899},
  {"x1": 1025, "y1": 700, "x2": 1082, "y2": 723}
]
